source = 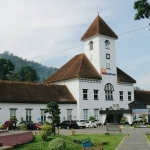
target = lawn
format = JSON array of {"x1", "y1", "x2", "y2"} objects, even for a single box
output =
[{"x1": 14, "y1": 134, "x2": 125, "y2": 150}]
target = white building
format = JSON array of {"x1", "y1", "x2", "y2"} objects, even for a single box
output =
[
  {"x1": 45, "y1": 15, "x2": 136, "y2": 124},
  {"x1": 0, "y1": 15, "x2": 138, "y2": 125}
]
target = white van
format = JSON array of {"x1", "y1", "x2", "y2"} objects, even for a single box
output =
[
  {"x1": 76, "y1": 120, "x2": 86, "y2": 128},
  {"x1": 85, "y1": 120, "x2": 97, "y2": 128}
]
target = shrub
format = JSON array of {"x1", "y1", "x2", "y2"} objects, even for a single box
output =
[
  {"x1": 18, "y1": 123, "x2": 27, "y2": 130},
  {"x1": 42, "y1": 125, "x2": 52, "y2": 135},
  {"x1": 0, "y1": 125, "x2": 4, "y2": 130},
  {"x1": 41, "y1": 131, "x2": 47, "y2": 141},
  {"x1": 39, "y1": 121, "x2": 51, "y2": 125},
  {"x1": 48, "y1": 138, "x2": 66, "y2": 150},
  {"x1": 96, "y1": 123, "x2": 102, "y2": 127}
]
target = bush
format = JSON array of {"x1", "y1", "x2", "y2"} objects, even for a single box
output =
[
  {"x1": 96, "y1": 123, "x2": 102, "y2": 127},
  {"x1": 39, "y1": 121, "x2": 51, "y2": 125},
  {"x1": 48, "y1": 138, "x2": 66, "y2": 150},
  {"x1": 0, "y1": 125, "x2": 4, "y2": 130},
  {"x1": 18, "y1": 123, "x2": 27, "y2": 130},
  {"x1": 41, "y1": 131, "x2": 47, "y2": 141},
  {"x1": 42, "y1": 125, "x2": 52, "y2": 135}
]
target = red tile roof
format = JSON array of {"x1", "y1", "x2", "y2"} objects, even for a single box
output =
[
  {"x1": 45, "y1": 53, "x2": 102, "y2": 83},
  {"x1": 134, "y1": 90, "x2": 150, "y2": 105},
  {"x1": 117, "y1": 67, "x2": 136, "y2": 83},
  {"x1": 81, "y1": 15, "x2": 118, "y2": 41},
  {"x1": 0, "y1": 80, "x2": 76, "y2": 104}
]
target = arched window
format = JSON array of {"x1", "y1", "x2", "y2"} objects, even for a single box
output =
[
  {"x1": 105, "y1": 40, "x2": 110, "y2": 49},
  {"x1": 104, "y1": 83, "x2": 114, "y2": 100},
  {"x1": 89, "y1": 41, "x2": 93, "y2": 50}
]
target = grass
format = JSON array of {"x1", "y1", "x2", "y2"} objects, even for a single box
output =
[{"x1": 14, "y1": 134, "x2": 125, "y2": 150}]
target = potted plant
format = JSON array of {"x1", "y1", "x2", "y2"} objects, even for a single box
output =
[{"x1": 120, "y1": 116, "x2": 128, "y2": 126}]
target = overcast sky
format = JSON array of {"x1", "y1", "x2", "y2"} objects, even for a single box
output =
[{"x1": 0, "y1": 0, "x2": 150, "y2": 90}]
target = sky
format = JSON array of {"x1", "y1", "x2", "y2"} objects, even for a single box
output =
[{"x1": 0, "y1": 0, "x2": 150, "y2": 90}]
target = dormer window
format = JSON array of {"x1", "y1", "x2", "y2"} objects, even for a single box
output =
[
  {"x1": 105, "y1": 40, "x2": 110, "y2": 49},
  {"x1": 89, "y1": 41, "x2": 93, "y2": 50}
]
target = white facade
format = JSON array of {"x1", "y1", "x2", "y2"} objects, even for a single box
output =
[{"x1": 0, "y1": 103, "x2": 77, "y2": 125}]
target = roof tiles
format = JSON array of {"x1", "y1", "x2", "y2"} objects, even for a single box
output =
[
  {"x1": 81, "y1": 15, "x2": 118, "y2": 41},
  {"x1": 0, "y1": 81, "x2": 76, "y2": 104}
]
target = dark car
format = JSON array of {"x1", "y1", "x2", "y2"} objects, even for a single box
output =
[
  {"x1": 3, "y1": 120, "x2": 17, "y2": 130},
  {"x1": 59, "y1": 120, "x2": 79, "y2": 129},
  {"x1": 19, "y1": 121, "x2": 34, "y2": 130},
  {"x1": 34, "y1": 123, "x2": 42, "y2": 130}
]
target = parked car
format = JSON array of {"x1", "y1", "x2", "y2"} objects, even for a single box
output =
[
  {"x1": 59, "y1": 120, "x2": 79, "y2": 129},
  {"x1": 3, "y1": 120, "x2": 17, "y2": 130},
  {"x1": 19, "y1": 121, "x2": 34, "y2": 130},
  {"x1": 76, "y1": 120, "x2": 86, "y2": 128},
  {"x1": 85, "y1": 120, "x2": 97, "y2": 128},
  {"x1": 34, "y1": 123, "x2": 42, "y2": 130}
]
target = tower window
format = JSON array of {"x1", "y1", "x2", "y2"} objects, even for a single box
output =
[
  {"x1": 105, "y1": 40, "x2": 110, "y2": 49},
  {"x1": 89, "y1": 41, "x2": 93, "y2": 50},
  {"x1": 106, "y1": 63, "x2": 110, "y2": 69},
  {"x1": 106, "y1": 53, "x2": 110, "y2": 59}
]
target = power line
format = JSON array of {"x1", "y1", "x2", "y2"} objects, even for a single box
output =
[
  {"x1": 118, "y1": 26, "x2": 149, "y2": 36},
  {"x1": 27, "y1": 25, "x2": 149, "y2": 60}
]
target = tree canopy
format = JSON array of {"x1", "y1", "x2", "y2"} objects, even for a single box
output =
[
  {"x1": 134, "y1": 0, "x2": 150, "y2": 20},
  {"x1": 44, "y1": 102, "x2": 61, "y2": 134},
  {"x1": 0, "y1": 58, "x2": 15, "y2": 80},
  {"x1": 19, "y1": 66, "x2": 38, "y2": 82}
]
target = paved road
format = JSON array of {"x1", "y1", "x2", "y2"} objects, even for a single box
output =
[{"x1": 116, "y1": 127, "x2": 150, "y2": 150}]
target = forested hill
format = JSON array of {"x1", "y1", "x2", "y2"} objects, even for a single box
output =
[{"x1": 0, "y1": 51, "x2": 58, "y2": 82}]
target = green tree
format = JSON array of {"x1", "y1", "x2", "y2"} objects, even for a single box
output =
[
  {"x1": 134, "y1": 0, "x2": 150, "y2": 20},
  {"x1": 44, "y1": 102, "x2": 61, "y2": 134},
  {"x1": 8, "y1": 71, "x2": 20, "y2": 81},
  {"x1": 19, "y1": 66, "x2": 38, "y2": 82},
  {"x1": 0, "y1": 58, "x2": 15, "y2": 80},
  {"x1": 89, "y1": 116, "x2": 96, "y2": 121}
]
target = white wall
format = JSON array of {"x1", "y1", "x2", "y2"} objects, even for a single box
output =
[{"x1": 0, "y1": 103, "x2": 77, "y2": 125}]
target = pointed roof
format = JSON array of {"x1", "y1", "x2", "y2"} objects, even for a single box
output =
[
  {"x1": 44, "y1": 53, "x2": 102, "y2": 83},
  {"x1": 117, "y1": 67, "x2": 136, "y2": 83},
  {"x1": 0, "y1": 80, "x2": 76, "y2": 104},
  {"x1": 81, "y1": 15, "x2": 118, "y2": 41}
]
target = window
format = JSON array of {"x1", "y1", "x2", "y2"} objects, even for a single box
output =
[
  {"x1": 106, "y1": 63, "x2": 110, "y2": 69},
  {"x1": 106, "y1": 53, "x2": 110, "y2": 59},
  {"x1": 89, "y1": 41, "x2": 93, "y2": 50},
  {"x1": 105, "y1": 40, "x2": 110, "y2": 49},
  {"x1": 119, "y1": 91, "x2": 124, "y2": 101},
  {"x1": 104, "y1": 83, "x2": 114, "y2": 100},
  {"x1": 67, "y1": 109, "x2": 72, "y2": 120},
  {"x1": 83, "y1": 109, "x2": 88, "y2": 120},
  {"x1": 26, "y1": 109, "x2": 32, "y2": 121},
  {"x1": 10, "y1": 109, "x2": 16, "y2": 117},
  {"x1": 41, "y1": 109, "x2": 46, "y2": 122},
  {"x1": 83, "y1": 89, "x2": 88, "y2": 100},
  {"x1": 94, "y1": 90, "x2": 99, "y2": 100},
  {"x1": 94, "y1": 109, "x2": 99, "y2": 120},
  {"x1": 128, "y1": 92, "x2": 132, "y2": 101}
]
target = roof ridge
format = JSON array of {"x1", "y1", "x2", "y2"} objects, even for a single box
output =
[
  {"x1": 77, "y1": 54, "x2": 84, "y2": 77},
  {"x1": 61, "y1": 54, "x2": 83, "y2": 79}
]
